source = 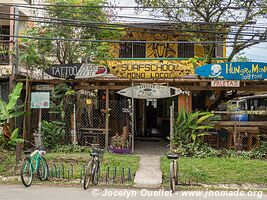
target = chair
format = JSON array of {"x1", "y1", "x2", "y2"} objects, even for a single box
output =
[
  {"x1": 111, "y1": 126, "x2": 130, "y2": 148},
  {"x1": 205, "y1": 131, "x2": 219, "y2": 149}
]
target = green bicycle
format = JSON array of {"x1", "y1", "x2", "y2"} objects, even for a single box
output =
[{"x1": 20, "y1": 147, "x2": 48, "y2": 187}]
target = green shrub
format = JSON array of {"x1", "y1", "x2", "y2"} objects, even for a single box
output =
[
  {"x1": 173, "y1": 108, "x2": 220, "y2": 152},
  {"x1": 50, "y1": 145, "x2": 92, "y2": 153},
  {"x1": 41, "y1": 120, "x2": 67, "y2": 150}
]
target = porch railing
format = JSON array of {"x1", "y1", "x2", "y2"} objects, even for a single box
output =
[{"x1": 0, "y1": 41, "x2": 10, "y2": 65}]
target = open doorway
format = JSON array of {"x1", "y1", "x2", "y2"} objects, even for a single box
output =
[{"x1": 134, "y1": 97, "x2": 177, "y2": 140}]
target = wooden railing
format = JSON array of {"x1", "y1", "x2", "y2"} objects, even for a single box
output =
[{"x1": 0, "y1": 41, "x2": 9, "y2": 65}]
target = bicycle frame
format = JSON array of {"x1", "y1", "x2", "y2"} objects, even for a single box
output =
[{"x1": 28, "y1": 150, "x2": 44, "y2": 174}]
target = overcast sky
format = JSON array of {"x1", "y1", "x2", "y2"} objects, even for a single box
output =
[{"x1": 111, "y1": 0, "x2": 267, "y2": 62}]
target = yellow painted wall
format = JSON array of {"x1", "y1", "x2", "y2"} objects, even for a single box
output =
[{"x1": 110, "y1": 30, "x2": 207, "y2": 58}]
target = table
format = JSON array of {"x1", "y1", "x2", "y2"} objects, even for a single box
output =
[
  {"x1": 79, "y1": 128, "x2": 107, "y2": 146},
  {"x1": 215, "y1": 121, "x2": 267, "y2": 150}
]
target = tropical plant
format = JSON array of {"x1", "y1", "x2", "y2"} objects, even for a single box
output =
[
  {"x1": 50, "y1": 83, "x2": 75, "y2": 120},
  {"x1": 19, "y1": 0, "x2": 123, "y2": 71},
  {"x1": 6, "y1": 128, "x2": 24, "y2": 147},
  {"x1": 0, "y1": 82, "x2": 25, "y2": 147},
  {"x1": 135, "y1": 0, "x2": 267, "y2": 63},
  {"x1": 173, "y1": 107, "x2": 220, "y2": 151},
  {"x1": 41, "y1": 120, "x2": 66, "y2": 150}
]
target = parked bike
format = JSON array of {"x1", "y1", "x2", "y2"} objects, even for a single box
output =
[
  {"x1": 167, "y1": 153, "x2": 179, "y2": 192},
  {"x1": 20, "y1": 145, "x2": 48, "y2": 187},
  {"x1": 83, "y1": 145, "x2": 104, "y2": 189}
]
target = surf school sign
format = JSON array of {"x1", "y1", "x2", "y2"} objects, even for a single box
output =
[
  {"x1": 195, "y1": 62, "x2": 267, "y2": 80},
  {"x1": 108, "y1": 60, "x2": 195, "y2": 79},
  {"x1": 45, "y1": 63, "x2": 107, "y2": 79}
]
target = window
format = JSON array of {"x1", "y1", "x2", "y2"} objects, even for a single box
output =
[
  {"x1": 178, "y1": 41, "x2": 194, "y2": 58},
  {"x1": 0, "y1": 26, "x2": 10, "y2": 65},
  {"x1": 119, "y1": 42, "x2": 146, "y2": 58}
]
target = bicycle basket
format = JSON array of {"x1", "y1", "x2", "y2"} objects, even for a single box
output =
[{"x1": 92, "y1": 148, "x2": 104, "y2": 159}]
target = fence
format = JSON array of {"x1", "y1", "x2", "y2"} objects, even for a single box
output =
[{"x1": 28, "y1": 91, "x2": 132, "y2": 151}]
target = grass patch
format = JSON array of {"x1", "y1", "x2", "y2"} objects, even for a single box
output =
[
  {"x1": 0, "y1": 149, "x2": 17, "y2": 177},
  {"x1": 0, "y1": 149, "x2": 139, "y2": 185},
  {"x1": 161, "y1": 157, "x2": 267, "y2": 185}
]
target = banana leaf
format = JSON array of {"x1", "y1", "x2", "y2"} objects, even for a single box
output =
[
  {"x1": 6, "y1": 82, "x2": 23, "y2": 111},
  {"x1": 196, "y1": 113, "x2": 214, "y2": 124}
]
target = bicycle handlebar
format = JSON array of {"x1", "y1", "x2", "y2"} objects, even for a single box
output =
[{"x1": 24, "y1": 140, "x2": 43, "y2": 150}]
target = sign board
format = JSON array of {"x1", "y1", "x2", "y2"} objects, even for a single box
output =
[
  {"x1": 211, "y1": 80, "x2": 240, "y2": 87},
  {"x1": 30, "y1": 92, "x2": 50, "y2": 109},
  {"x1": 108, "y1": 60, "x2": 195, "y2": 79},
  {"x1": 117, "y1": 84, "x2": 190, "y2": 99},
  {"x1": 36, "y1": 85, "x2": 54, "y2": 91},
  {"x1": 45, "y1": 63, "x2": 107, "y2": 79},
  {"x1": 195, "y1": 62, "x2": 267, "y2": 80},
  {"x1": 122, "y1": 108, "x2": 131, "y2": 113}
]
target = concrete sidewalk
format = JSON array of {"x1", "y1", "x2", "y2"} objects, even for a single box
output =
[
  {"x1": 134, "y1": 155, "x2": 162, "y2": 188},
  {"x1": 133, "y1": 140, "x2": 168, "y2": 188}
]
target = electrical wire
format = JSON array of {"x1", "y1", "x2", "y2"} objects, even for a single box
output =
[
  {"x1": 1, "y1": 33, "x2": 267, "y2": 44},
  {"x1": 1, "y1": 12, "x2": 266, "y2": 38},
  {"x1": 1, "y1": 2, "x2": 267, "y2": 9},
  {"x1": 1, "y1": 3, "x2": 264, "y2": 28}
]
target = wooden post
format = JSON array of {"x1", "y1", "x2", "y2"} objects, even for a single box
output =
[
  {"x1": 131, "y1": 82, "x2": 135, "y2": 153},
  {"x1": 22, "y1": 78, "x2": 29, "y2": 140},
  {"x1": 233, "y1": 124, "x2": 237, "y2": 150},
  {"x1": 38, "y1": 108, "x2": 42, "y2": 147},
  {"x1": 25, "y1": 82, "x2": 32, "y2": 141},
  {"x1": 105, "y1": 86, "x2": 109, "y2": 148}
]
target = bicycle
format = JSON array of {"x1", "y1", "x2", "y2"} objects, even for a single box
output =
[
  {"x1": 20, "y1": 144, "x2": 48, "y2": 187},
  {"x1": 167, "y1": 153, "x2": 179, "y2": 193},
  {"x1": 83, "y1": 145, "x2": 104, "y2": 190}
]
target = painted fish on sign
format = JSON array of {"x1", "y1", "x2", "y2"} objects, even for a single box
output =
[
  {"x1": 195, "y1": 62, "x2": 267, "y2": 80},
  {"x1": 117, "y1": 84, "x2": 190, "y2": 99}
]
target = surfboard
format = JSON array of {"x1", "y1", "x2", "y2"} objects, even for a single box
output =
[
  {"x1": 195, "y1": 62, "x2": 267, "y2": 80},
  {"x1": 117, "y1": 84, "x2": 190, "y2": 99}
]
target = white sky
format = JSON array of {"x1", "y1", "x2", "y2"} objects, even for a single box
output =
[{"x1": 111, "y1": 0, "x2": 267, "y2": 62}]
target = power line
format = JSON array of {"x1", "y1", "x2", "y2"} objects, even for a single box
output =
[
  {"x1": 1, "y1": 34, "x2": 267, "y2": 44},
  {"x1": 1, "y1": 2, "x2": 267, "y2": 9},
  {"x1": 1, "y1": 3, "x2": 263, "y2": 28},
  {"x1": 1, "y1": 12, "x2": 266, "y2": 38}
]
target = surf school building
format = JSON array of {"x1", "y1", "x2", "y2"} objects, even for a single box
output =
[{"x1": 23, "y1": 25, "x2": 267, "y2": 152}]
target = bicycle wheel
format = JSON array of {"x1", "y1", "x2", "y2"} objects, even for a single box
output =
[
  {"x1": 92, "y1": 160, "x2": 100, "y2": 185},
  {"x1": 20, "y1": 157, "x2": 33, "y2": 187},
  {"x1": 83, "y1": 160, "x2": 96, "y2": 190},
  {"x1": 174, "y1": 160, "x2": 179, "y2": 185},
  {"x1": 169, "y1": 161, "x2": 176, "y2": 193},
  {"x1": 37, "y1": 157, "x2": 48, "y2": 181}
]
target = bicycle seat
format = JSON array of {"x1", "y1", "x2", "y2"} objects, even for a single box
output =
[
  {"x1": 90, "y1": 152, "x2": 99, "y2": 157},
  {"x1": 24, "y1": 150, "x2": 32, "y2": 155},
  {"x1": 167, "y1": 154, "x2": 179, "y2": 159}
]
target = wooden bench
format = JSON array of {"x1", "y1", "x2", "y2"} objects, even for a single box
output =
[
  {"x1": 111, "y1": 126, "x2": 130, "y2": 148},
  {"x1": 79, "y1": 128, "x2": 106, "y2": 147}
]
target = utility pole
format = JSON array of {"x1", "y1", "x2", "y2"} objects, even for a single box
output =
[{"x1": 13, "y1": 5, "x2": 19, "y2": 75}]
